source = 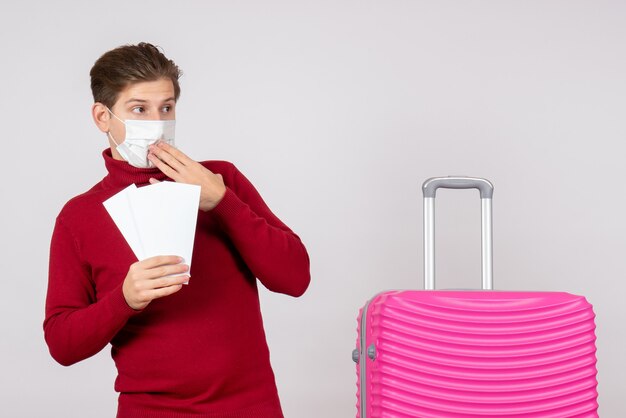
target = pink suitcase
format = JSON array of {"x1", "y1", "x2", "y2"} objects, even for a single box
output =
[{"x1": 354, "y1": 177, "x2": 598, "y2": 417}]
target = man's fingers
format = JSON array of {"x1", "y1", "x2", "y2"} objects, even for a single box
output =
[
  {"x1": 124, "y1": 256, "x2": 188, "y2": 310},
  {"x1": 149, "y1": 144, "x2": 185, "y2": 171},
  {"x1": 138, "y1": 255, "x2": 183, "y2": 269},
  {"x1": 152, "y1": 275, "x2": 190, "y2": 289},
  {"x1": 147, "y1": 283, "x2": 185, "y2": 300},
  {"x1": 135, "y1": 260, "x2": 189, "y2": 282},
  {"x1": 148, "y1": 152, "x2": 181, "y2": 180},
  {"x1": 143, "y1": 263, "x2": 188, "y2": 280},
  {"x1": 156, "y1": 141, "x2": 194, "y2": 165},
  {"x1": 133, "y1": 256, "x2": 188, "y2": 281}
]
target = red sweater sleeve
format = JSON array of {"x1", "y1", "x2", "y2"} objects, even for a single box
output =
[
  {"x1": 210, "y1": 164, "x2": 311, "y2": 297},
  {"x1": 43, "y1": 218, "x2": 139, "y2": 366}
]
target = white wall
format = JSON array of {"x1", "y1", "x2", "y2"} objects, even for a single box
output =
[{"x1": 1, "y1": 1, "x2": 625, "y2": 416}]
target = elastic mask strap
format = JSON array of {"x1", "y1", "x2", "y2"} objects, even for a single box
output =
[
  {"x1": 106, "y1": 107, "x2": 124, "y2": 146},
  {"x1": 107, "y1": 131, "x2": 120, "y2": 147},
  {"x1": 106, "y1": 107, "x2": 126, "y2": 124}
]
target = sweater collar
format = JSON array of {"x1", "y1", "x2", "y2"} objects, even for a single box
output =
[{"x1": 102, "y1": 148, "x2": 169, "y2": 189}]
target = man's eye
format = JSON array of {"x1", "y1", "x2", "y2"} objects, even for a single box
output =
[
  {"x1": 132, "y1": 107, "x2": 145, "y2": 114},
  {"x1": 162, "y1": 105, "x2": 172, "y2": 113}
]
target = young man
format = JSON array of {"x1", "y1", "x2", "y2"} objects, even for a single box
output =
[{"x1": 44, "y1": 43, "x2": 310, "y2": 418}]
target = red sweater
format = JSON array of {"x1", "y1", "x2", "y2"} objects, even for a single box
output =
[{"x1": 44, "y1": 150, "x2": 310, "y2": 418}]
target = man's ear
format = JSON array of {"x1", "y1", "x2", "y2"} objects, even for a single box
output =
[{"x1": 92, "y1": 102, "x2": 111, "y2": 133}]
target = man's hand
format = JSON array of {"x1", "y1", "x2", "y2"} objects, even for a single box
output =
[
  {"x1": 147, "y1": 142, "x2": 226, "y2": 211},
  {"x1": 123, "y1": 255, "x2": 190, "y2": 311}
]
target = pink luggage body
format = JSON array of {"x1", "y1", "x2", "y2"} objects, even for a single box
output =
[{"x1": 354, "y1": 177, "x2": 598, "y2": 417}]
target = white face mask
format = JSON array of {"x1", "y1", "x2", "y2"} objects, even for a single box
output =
[{"x1": 107, "y1": 108, "x2": 176, "y2": 168}]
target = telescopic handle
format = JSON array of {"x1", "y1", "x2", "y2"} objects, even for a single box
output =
[
  {"x1": 422, "y1": 177, "x2": 494, "y2": 199},
  {"x1": 422, "y1": 176, "x2": 494, "y2": 291}
]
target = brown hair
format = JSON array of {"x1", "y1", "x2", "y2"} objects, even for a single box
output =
[{"x1": 90, "y1": 42, "x2": 182, "y2": 108}]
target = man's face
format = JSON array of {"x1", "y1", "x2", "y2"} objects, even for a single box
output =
[{"x1": 93, "y1": 78, "x2": 176, "y2": 161}]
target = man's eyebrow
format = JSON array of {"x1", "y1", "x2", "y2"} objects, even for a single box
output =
[{"x1": 124, "y1": 97, "x2": 176, "y2": 104}]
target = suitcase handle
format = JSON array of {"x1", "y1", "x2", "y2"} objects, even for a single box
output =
[
  {"x1": 423, "y1": 177, "x2": 494, "y2": 199},
  {"x1": 422, "y1": 176, "x2": 494, "y2": 291}
]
